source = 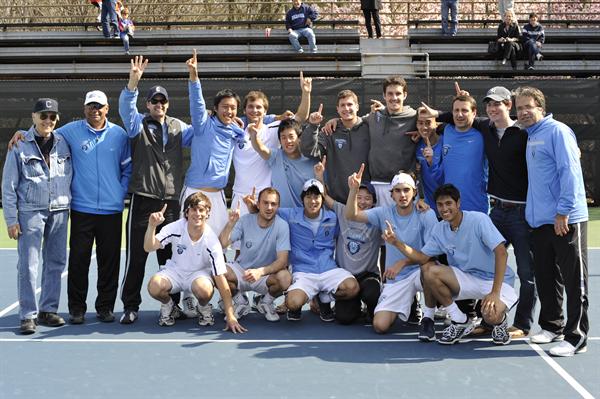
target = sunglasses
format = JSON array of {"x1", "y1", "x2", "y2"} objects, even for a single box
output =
[
  {"x1": 86, "y1": 102, "x2": 106, "y2": 110},
  {"x1": 39, "y1": 112, "x2": 58, "y2": 121},
  {"x1": 150, "y1": 98, "x2": 168, "y2": 105}
]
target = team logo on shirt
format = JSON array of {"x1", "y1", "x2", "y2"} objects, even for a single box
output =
[
  {"x1": 176, "y1": 244, "x2": 187, "y2": 254},
  {"x1": 335, "y1": 139, "x2": 346, "y2": 149},
  {"x1": 443, "y1": 144, "x2": 451, "y2": 156},
  {"x1": 238, "y1": 141, "x2": 246, "y2": 149},
  {"x1": 347, "y1": 239, "x2": 360, "y2": 255},
  {"x1": 245, "y1": 241, "x2": 253, "y2": 249},
  {"x1": 445, "y1": 245, "x2": 455, "y2": 256}
]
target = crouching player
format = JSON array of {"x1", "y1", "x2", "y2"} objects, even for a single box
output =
[
  {"x1": 144, "y1": 192, "x2": 246, "y2": 333},
  {"x1": 382, "y1": 184, "x2": 517, "y2": 345},
  {"x1": 346, "y1": 167, "x2": 437, "y2": 333},
  {"x1": 219, "y1": 187, "x2": 292, "y2": 322}
]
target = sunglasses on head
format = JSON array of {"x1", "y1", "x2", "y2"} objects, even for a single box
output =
[
  {"x1": 150, "y1": 98, "x2": 168, "y2": 105},
  {"x1": 86, "y1": 102, "x2": 105, "y2": 110},
  {"x1": 39, "y1": 112, "x2": 58, "y2": 121}
]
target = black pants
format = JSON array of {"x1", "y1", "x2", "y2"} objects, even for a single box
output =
[
  {"x1": 67, "y1": 210, "x2": 123, "y2": 314},
  {"x1": 335, "y1": 272, "x2": 381, "y2": 324},
  {"x1": 120, "y1": 194, "x2": 180, "y2": 312},
  {"x1": 531, "y1": 222, "x2": 588, "y2": 348},
  {"x1": 362, "y1": 9, "x2": 382, "y2": 38}
]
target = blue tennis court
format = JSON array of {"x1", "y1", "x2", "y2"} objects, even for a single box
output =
[{"x1": 0, "y1": 248, "x2": 598, "y2": 398}]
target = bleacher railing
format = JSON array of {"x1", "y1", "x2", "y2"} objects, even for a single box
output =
[{"x1": 1, "y1": 0, "x2": 599, "y2": 37}]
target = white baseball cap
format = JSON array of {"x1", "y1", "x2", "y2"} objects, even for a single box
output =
[
  {"x1": 84, "y1": 90, "x2": 108, "y2": 106},
  {"x1": 302, "y1": 179, "x2": 325, "y2": 195},
  {"x1": 391, "y1": 173, "x2": 416, "y2": 189}
]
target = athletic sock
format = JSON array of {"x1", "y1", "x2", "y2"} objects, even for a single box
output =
[
  {"x1": 423, "y1": 306, "x2": 435, "y2": 320},
  {"x1": 261, "y1": 293, "x2": 275, "y2": 304},
  {"x1": 446, "y1": 302, "x2": 467, "y2": 324},
  {"x1": 494, "y1": 314, "x2": 507, "y2": 326}
]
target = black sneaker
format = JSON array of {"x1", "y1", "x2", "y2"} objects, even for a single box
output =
[
  {"x1": 37, "y1": 312, "x2": 65, "y2": 327},
  {"x1": 286, "y1": 308, "x2": 302, "y2": 321},
  {"x1": 492, "y1": 318, "x2": 511, "y2": 345},
  {"x1": 69, "y1": 311, "x2": 85, "y2": 325},
  {"x1": 438, "y1": 320, "x2": 475, "y2": 345},
  {"x1": 407, "y1": 298, "x2": 422, "y2": 325},
  {"x1": 418, "y1": 317, "x2": 436, "y2": 342},
  {"x1": 20, "y1": 319, "x2": 36, "y2": 335},
  {"x1": 318, "y1": 301, "x2": 335, "y2": 322},
  {"x1": 119, "y1": 310, "x2": 138, "y2": 325},
  {"x1": 96, "y1": 310, "x2": 115, "y2": 323}
]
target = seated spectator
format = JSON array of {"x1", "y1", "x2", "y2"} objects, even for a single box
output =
[
  {"x1": 522, "y1": 12, "x2": 545, "y2": 70},
  {"x1": 440, "y1": 0, "x2": 459, "y2": 36},
  {"x1": 361, "y1": 0, "x2": 382, "y2": 39},
  {"x1": 496, "y1": 9, "x2": 521, "y2": 70},
  {"x1": 285, "y1": 0, "x2": 318, "y2": 53},
  {"x1": 118, "y1": 6, "x2": 135, "y2": 55}
]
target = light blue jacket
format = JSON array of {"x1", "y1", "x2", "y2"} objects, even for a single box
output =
[
  {"x1": 525, "y1": 114, "x2": 588, "y2": 227},
  {"x1": 56, "y1": 119, "x2": 131, "y2": 214},
  {"x1": 278, "y1": 207, "x2": 339, "y2": 274},
  {"x1": 185, "y1": 80, "x2": 245, "y2": 189},
  {"x1": 2, "y1": 126, "x2": 72, "y2": 226}
]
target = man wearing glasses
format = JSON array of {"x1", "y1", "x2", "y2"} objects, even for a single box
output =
[
  {"x1": 117, "y1": 56, "x2": 195, "y2": 324},
  {"x1": 2, "y1": 99, "x2": 72, "y2": 334},
  {"x1": 57, "y1": 90, "x2": 131, "y2": 325}
]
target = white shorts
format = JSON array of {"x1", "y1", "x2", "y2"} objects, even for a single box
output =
[
  {"x1": 451, "y1": 266, "x2": 518, "y2": 309},
  {"x1": 371, "y1": 181, "x2": 394, "y2": 208},
  {"x1": 374, "y1": 269, "x2": 422, "y2": 321},
  {"x1": 228, "y1": 261, "x2": 269, "y2": 295},
  {"x1": 288, "y1": 268, "x2": 355, "y2": 302},
  {"x1": 181, "y1": 186, "x2": 228, "y2": 236},
  {"x1": 155, "y1": 267, "x2": 213, "y2": 294}
]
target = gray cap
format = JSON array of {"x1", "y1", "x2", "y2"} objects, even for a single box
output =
[{"x1": 484, "y1": 86, "x2": 512, "y2": 102}]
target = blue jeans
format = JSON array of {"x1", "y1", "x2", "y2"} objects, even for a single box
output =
[
  {"x1": 441, "y1": 0, "x2": 458, "y2": 35},
  {"x1": 17, "y1": 210, "x2": 69, "y2": 320},
  {"x1": 101, "y1": 0, "x2": 118, "y2": 38},
  {"x1": 490, "y1": 204, "x2": 537, "y2": 331},
  {"x1": 120, "y1": 33, "x2": 130, "y2": 52},
  {"x1": 288, "y1": 27, "x2": 317, "y2": 52}
]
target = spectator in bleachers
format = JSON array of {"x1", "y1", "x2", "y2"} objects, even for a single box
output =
[
  {"x1": 361, "y1": 0, "x2": 382, "y2": 39},
  {"x1": 497, "y1": 0, "x2": 514, "y2": 20},
  {"x1": 118, "y1": 6, "x2": 135, "y2": 55},
  {"x1": 101, "y1": 0, "x2": 119, "y2": 38},
  {"x1": 285, "y1": 0, "x2": 318, "y2": 53},
  {"x1": 90, "y1": 0, "x2": 102, "y2": 29},
  {"x1": 496, "y1": 9, "x2": 522, "y2": 70},
  {"x1": 522, "y1": 12, "x2": 545, "y2": 70},
  {"x1": 2, "y1": 99, "x2": 71, "y2": 335},
  {"x1": 440, "y1": 0, "x2": 459, "y2": 36}
]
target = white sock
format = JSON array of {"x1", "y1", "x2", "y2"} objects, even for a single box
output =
[
  {"x1": 423, "y1": 306, "x2": 435, "y2": 320},
  {"x1": 261, "y1": 293, "x2": 275, "y2": 304},
  {"x1": 446, "y1": 302, "x2": 467, "y2": 324}
]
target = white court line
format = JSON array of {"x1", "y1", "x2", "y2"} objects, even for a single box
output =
[
  {"x1": 0, "y1": 254, "x2": 97, "y2": 318},
  {"x1": 1, "y1": 337, "x2": 598, "y2": 344},
  {"x1": 528, "y1": 342, "x2": 595, "y2": 399}
]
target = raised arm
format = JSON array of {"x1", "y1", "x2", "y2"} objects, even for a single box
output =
[
  {"x1": 248, "y1": 122, "x2": 271, "y2": 160},
  {"x1": 313, "y1": 155, "x2": 334, "y2": 209},
  {"x1": 144, "y1": 204, "x2": 167, "y2": 252},
  {"x1": 294, "y1": 71, "x2": 312, "y2": 123},
  {"x1": 344, "y1": 163, "x2": 370, "y2": 223},
  {"x1": 300, "y1": 103, "x2": 324, "y2": 158},
  {"x1": 187, "y1": 49, "x2": 209, "y2": 129},
  {"x1": 218, "y1": 201, "x2": 240, "y2": 248}
]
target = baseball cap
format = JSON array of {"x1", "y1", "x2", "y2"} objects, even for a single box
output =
[
  {"x1": 484, "y1": 86, "x2": 512, "y2": 103},
  {"x1": 391, "y1": 173, "x2": 416, "y2": 189},
  {"x1": 84, "y1": 90, "x2": 108, "y2": 106},
  {"x1": 32, "y1": 98, "x2": 59, "y2": 113},
  {"x1": 147, "y1": 86, "x2": 169, "y2": 102},
  {"x1": 302, "y1": 179, "x2": 325, "y2": 195},
  {"x1": 359, "y1": 182, "x2": 377, "y2": 204}
]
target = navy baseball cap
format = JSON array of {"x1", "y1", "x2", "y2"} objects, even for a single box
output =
[
  {"x1": 147, "y1": 85, "x2": 169, "y2": 102},
  {"x1": 359, "y1": 182, "x2": 377, "y2": 204},
  {"x1": 33, "y1": 98, "x2": 59, "y2": 113}
]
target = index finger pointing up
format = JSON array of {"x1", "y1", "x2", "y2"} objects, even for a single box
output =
[
  {"x1": 317, "y1": 103, "x2": 323, "y2": 115},
  {"x1": 385, "y1": 220, "x2": 394, "y2": 232},
  {"x1": 160, "y1": 203, "x2": 168, "y2": 214},
  {"x1": 193, "y1": 48, "x2": 197, "y2": 60},
  {"x1": 454, "y1": 81, "x2": 461, "y2": 96},
  {"x1": 356, "y1": 163, "x2": 365, "y2": 179},
  {"x1": 425, "y1": 136, "x2": 432, "y2": 147}
]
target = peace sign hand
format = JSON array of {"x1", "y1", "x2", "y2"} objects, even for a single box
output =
[
  {"x1": 149, "y1": 204, "x2": 168, "y2": 227},
  {"x1": 242, "y1": 187, "x2": 257, "y2": 210},
  {"x1": 300, "y1": 70, "x2": 312, "y2": 93},
  {"x1": 228, "y1": 200, "x2": 241, "y2": 223}
]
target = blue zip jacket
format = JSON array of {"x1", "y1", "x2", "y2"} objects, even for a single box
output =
[
  {"x1": 278, "y1": 207, "x2": 339, "y2": 274},
  {"x1": 56, "y1": 119, "x2": 131, "y2": 214},
  {"x1": 2, "y1": 126, "x2": 72, "y2": 226},
  {"x1": 525, "y1": 114, "x2": 588, "y2": 227},
  {"x1": 185, "y1": 80, "x2": 245, "y2": 189}
]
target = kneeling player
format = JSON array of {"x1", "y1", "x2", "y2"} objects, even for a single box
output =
[
  {"x1": 219, "y1": 187, "x2": 292, "y2": 322},
  {"x1": 382, "y1": 184, "x2": 517, "y2": 345},
  {"x1": 144, "y1": 192, "x2": 246, "y2": 333}
]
